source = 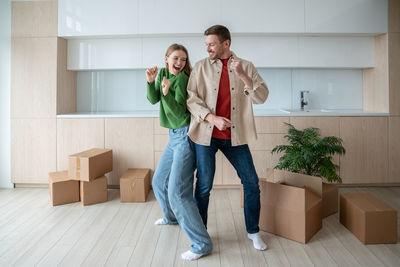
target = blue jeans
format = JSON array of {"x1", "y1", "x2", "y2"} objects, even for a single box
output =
[
  {"x1": 152, "y1": 125, "x2": 212, "y2": 255},
  {"x1": 194, "y1": 137, "x2": 260, "y2": 234}
]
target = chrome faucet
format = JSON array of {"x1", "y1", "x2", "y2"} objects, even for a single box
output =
[{"x1": 300, "y1": 90, "x2": 309, "y2": 110}]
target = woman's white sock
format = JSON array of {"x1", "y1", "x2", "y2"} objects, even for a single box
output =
[
  {"x1": 248, "y1": 232, "x2": 267, "y2": 250},
  {"x1": 181, "y1": 250, "x2": 203, "y2": 261},
  {"x1": 154, "y1": 218, "x2": 168, "y2": 225}
]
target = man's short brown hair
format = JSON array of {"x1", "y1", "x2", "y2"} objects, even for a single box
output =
[{"x1": 204, "y1": 25, "x2": 231, "y2": 45}]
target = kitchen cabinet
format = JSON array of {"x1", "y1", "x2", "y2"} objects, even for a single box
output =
[
  {"x1": 220, "y1": 0, "x2": 304, "y2": 33},
  {"x1": 305, "y1": 0, "x2": 387, "y2": 34},
  {"x1": 105, "y1": 118, "x2": 154, "y2": 185},
  {"x1": 11, "y1": 119, "x2": 57, "y2": 184},
  {"x1": 56, "y1": 118, "x2": 105, "y2": 171},
  {"x1": 339, "y1": 117, "x2": 388, "y2": 184},
  {"x1": 389, "y1": 116, "x2": 400, "y2": 183},
  {"x1": 58, "y1": 0, "x2": 139, "y2": 37}
]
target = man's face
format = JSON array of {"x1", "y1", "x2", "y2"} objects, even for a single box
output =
[{"x1": 205, "y1": 34, "x2": 228, "y2": 60}]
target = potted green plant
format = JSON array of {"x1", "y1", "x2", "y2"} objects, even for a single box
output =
[
  {"x1": 271, "y1": 123, "x2": 345, "y2": 183},
  {"x1": 271, "y1": 123, "x2": 346, "y2": 218}
]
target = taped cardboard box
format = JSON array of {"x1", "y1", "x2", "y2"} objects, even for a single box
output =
[
  {"x1": 80, "y1": 176, "x2": 108, "y2": 206},
  {"x1": 259, "y1": 169, "x2": 323, "y2": 243},
  {"x1": 120, "y1": 168, "x2": 151, "y2": 202},
  {"x1": 49, "y1": 171, "x2": 79, "y2": 206},
  {"x1": 68, "y1": 148, "x2": 112, "y2": 181},
  {"x1": 340, "y1": 193, "x2": 397, "y2": 244}
]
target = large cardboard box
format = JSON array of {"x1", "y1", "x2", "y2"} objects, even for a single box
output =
[
  {"x1": 49, "y1": 171, "x2": 79, "y2": 206},
  {"x1": 259, "y1": 169, "x2": 323, "y2": 243},
  {"x1": 80, "y1": 176, "x2": 108, "y2": 206},
  {"x1": 244, "y1": 168, "x2": 338, "y2": 217},
  {"x1": 340, "y1": 193, "x2": 397, "y2": 244},
  {"x1": 120, "y1": 168, "x2": 151, "y2": 202},
  {"x1": 69, "y1": 148, "x2": 112, "y2": 181}
]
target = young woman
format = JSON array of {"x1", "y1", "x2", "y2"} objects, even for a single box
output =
[{"x1": 146, "y1": 44, "x2": 212, "y2": 261}]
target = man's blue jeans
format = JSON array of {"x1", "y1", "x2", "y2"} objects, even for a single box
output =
[
  {"x1": 194, "y1": 137, "x2": 260, "y2": 234},
  {"x1": 152, "y1": 126, "x2": 212, "y2": 255}
]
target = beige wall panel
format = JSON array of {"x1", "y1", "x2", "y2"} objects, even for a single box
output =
[
  {"x1": 57, "y1": 38, "x2": 76, "y2": 114},
  {"x1": 213, "y1": 150, "x2": 223, "y2": 185},
  {"x1": 339, "y1": 117, "x2": 388, "y2": 184},
  {"x1": 222, "y1": 156, "x2": 241, "y2": 185},
  {"x1": 389, "y1": 116, "x2": 400, "y2": 183},
  {"x1": 153, "y1": 118, "x2": 169, "y2": 134},
  {"x1": 11, "y1": 37, "x2": 57, "y2": 118},
  {"x1": 363, "y1": 34, "x2": 389, "y2": 113},
  {"x1": 248, "y1": 134, "x2": 286, "y2": 151},
  {"x1": 389, "y1": 0, "x2": 400, "y2": 33},
  {"x1": 11, "y1": 1, "x2": 57, "y2": 37},
  {"x1": 11, "y1": 118, "x2": 56, "y2": 184},
  {"x1": 254, "y1": 117, "x2": 289, "y2": 133},
  {"x1": 154, "y1": 134, "x2": 169, "y2": 152},
  {"x1": 57, "y1": 118, "x2": 105, "y2": 171},
  {"x1": 389, "y1": 33, "x2": 400, "y2": 115},
  {"x1": 105, "y1": 118, "x2": 154, "y2": 185}
]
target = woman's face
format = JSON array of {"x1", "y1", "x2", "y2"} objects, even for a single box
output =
[{"x1": 165, "y1": 50, "x2": 187, "y2": 76}]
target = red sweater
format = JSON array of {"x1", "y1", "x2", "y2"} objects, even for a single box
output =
[{"x1": 212, "y1": 58, "x2": 231, "y2": 139}]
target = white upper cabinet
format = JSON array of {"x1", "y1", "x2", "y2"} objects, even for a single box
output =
[
  {"x1": 138, "y1": 0, "x2": 220, "y2": 34},
  {"x1": 305, "y1": 0, "x2": 388, "y2": 34},
  {"x1": 221, "y1": 0, "x2": 305, "y2": 33},
  {"x1": 58, "y1": 0, "x2": 139, "y2": 37}
]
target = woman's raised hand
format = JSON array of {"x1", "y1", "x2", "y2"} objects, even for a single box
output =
[
  {"x1": 146, "y1": 66, "x2": 158, "y2": 83},
  {"x1": 162, "y1": 76, "x2": 171, "y2": 96}
]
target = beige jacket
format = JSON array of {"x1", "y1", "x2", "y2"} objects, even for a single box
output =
[{"x1": 187, "y1": 52, "x2": 269, "y2": 146}]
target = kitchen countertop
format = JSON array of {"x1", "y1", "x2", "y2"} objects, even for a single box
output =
[{"x1": 57, "y1": 109, "x2": 389, "y2": 118}]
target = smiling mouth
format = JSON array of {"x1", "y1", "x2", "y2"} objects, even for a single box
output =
[{"x1": 173, "y1": 66, "x2": 181, "y2": 71}]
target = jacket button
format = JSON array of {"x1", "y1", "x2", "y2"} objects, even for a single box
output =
[
  {"x1": 232, "y1": 107, "x2": 235, "y2": 110},
  {"x1": 231, "y1": 87, "x2": 234, "y2": 90},
  {"x1": 232, "y1": 125, "x2": 235, "y2": 129}
]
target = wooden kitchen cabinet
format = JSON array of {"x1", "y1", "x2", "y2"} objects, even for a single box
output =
[
  {"x1": 389, "y1": 116, "x2": 400, "y2": 183},
  {"x1": 56, "y1": 118, "x2": 105, "y2": 171},
  {"x1": 339, "y1": 117, "x2": 389, "y2": 184},
  {"x1": 105, "y1": 118, "x2": 154, "y2": 186}
]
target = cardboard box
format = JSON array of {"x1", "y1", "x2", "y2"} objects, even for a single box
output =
[
  {"x1": 340, "y1": 193, "x2": 397, "y2": 244},
  {"x1": 120, "y1": 168, "x2": 151, "y2": 202},
  {"x1": 68, "y1": 148, "x2": 112, "y2": 181},
  {"x1": 322, "y1": 183, "x2": 338, "y2": 217},
  {"x1": 80, "y1": 176, "x2": 108, "y2": 206},
  {"x1": 259, "y1": 169, "x2": 323, "y2": 243},
  {"x1": 49, "y1": 171, "x2": 79, "y2": 206}
]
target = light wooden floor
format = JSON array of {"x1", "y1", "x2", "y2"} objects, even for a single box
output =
[{"x1": 0, "y1": 187, "x2": 399, "y2": 267}]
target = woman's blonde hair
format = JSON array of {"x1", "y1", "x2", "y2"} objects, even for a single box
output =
[{"x1": 165, "y1": 43, "x2": 192, "y2": 76}]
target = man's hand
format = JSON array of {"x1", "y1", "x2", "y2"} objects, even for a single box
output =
[
  {"x1": 162, "y1": 76, "x2": 171, "y2": 96},
  {"x1": 230, "y1": 58, "x2": 245, "y2": 77},
  {"x1": 146, "y1": 66, "x2": 158, "y2": 83},
  {"x1": 205, "y1": 113, "x2": 232, "y2": 131},
  {"x1": 230, "y1": 58, "x2": 253, "y2": 89}
]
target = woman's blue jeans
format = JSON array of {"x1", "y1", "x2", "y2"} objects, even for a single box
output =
[
  {"x1": 152, "y1": 126, "x2": 212, "y2": 255},
  {"x1": 194, "y1": 137, "x2": 260, "y2": 234}
]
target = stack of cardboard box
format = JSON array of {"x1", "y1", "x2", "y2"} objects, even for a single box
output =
[{"x1": 48, "y1": 148, "x2": 112, "y2": 206}]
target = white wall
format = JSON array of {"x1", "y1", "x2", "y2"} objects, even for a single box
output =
[{"x1": 0, "y1": 0, "x2": 12, "y2": 188}]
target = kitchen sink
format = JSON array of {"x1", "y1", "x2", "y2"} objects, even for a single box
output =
[{"x1": 279, "y1": 109, "x2": 334, "y2": 113}]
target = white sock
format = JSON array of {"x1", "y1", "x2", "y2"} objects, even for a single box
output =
[
  {"x1": 154, "y1": 218, "x2": 168, "y2": 225},
  {"x1": 248, "y1": 233, "x2": 267, "y2": 251},
  {"x1": 181, "y1": 250, "x2": 203, "y2": 261}
]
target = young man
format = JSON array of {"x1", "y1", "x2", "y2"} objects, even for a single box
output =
[{"x1": 186, "y1": 25, "x2": 269, "y2": 250}]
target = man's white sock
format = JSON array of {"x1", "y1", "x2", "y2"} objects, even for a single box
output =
[
  {"x1": 181, "y1": 250, "x2": 203, "y2": 261},
  {"x1": 248, "y1": 233, "x2": 267, "y2": 251},
  {"x1": 154, "y1": 218, "x2": 168, "y2": 225}
]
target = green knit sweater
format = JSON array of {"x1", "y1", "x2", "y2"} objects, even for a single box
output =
[{"x1": 147, "y1": 68, "x2": 191, "y2": 129}]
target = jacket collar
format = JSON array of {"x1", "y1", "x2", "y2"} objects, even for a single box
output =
[{"x1": 209, "y1": 51, "x2": 238, "y2": 64}]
